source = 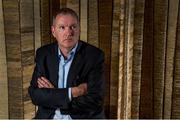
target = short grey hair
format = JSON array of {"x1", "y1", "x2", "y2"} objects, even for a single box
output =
[{"x1": 52, "y1": 8, "x2": 79, "y2": 25}]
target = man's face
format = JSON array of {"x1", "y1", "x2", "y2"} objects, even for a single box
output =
[{"x1": 51, "y1": 14, "x2": 80, "y2": 50}]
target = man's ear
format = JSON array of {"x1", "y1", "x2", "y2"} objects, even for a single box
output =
[{"x1": 51, "y1": 26, "x2": 55, "y2": 37}]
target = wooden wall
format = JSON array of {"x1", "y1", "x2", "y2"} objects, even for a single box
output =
[{"x1": 0, "y1": 0, "x2": 180, "y2": 119}]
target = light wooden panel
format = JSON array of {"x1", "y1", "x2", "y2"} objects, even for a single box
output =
[
  {"x1": 110, "y1": 0, "x2": 120, "y2": 118},
  {"x1": 124, "y1": 0, "x2": 135, "y2": 118},
  {"x1": 66, "y1": 0, "x2": 79, "y2": 17},
  {"x1": 34, "y1": 0, "x2": 41, "y2": 51},
  {"x1": 3, "y1": 0, "x2": 23, "y2": 118},
  {"x1": 132, "y1": 0, "x2": 145, "y2": 118},
  {"x1": 118, "y1": 0, "x2": 125, "y2": 118},
  {"x1": 20, "y1": 0, "x2": 35, "y2": 119},
  {"x1": 164, "y1": 0, "x2": 179, "y2": 118},
  {"x1": 0, "y1": 0, "x2": 8, "y2": 118},
  {"x1": 60, "y1": 0, "x2": 67, "y2": 9},
  {"x1": 88, "y1": 0, "x2": 99, "y2": 47},
  {"x1": 80, "y1": 0, "x2": 87, "y2": 42},
  {"x1": 153, "y1": 0, "x2": 168, "y2": 118}
]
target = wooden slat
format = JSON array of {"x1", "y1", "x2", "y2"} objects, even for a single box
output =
[
  {"x1": 60, "y1": 0, "x2": 67, "y2": 9},
  {"x1": 110, "y1": 0, "x2": 120, "y2": 118},
  {"x1": 153, "y1": 0, "x2": 168, "y2": 118},
  {"x1": 140, "y1": 0, "x2": 154, "y2": 118},
  {"x1": 3, "y1": 0, "x2": 23, "y2": 118},
  {"x1": 41, "y1": 0, "x2": 51, "y2": 46},
  {"x1": 80, "y1": 0, "x2": 87, "y2": 42},
  {"x1": 124, "y1": 0, "x2": 135, "y2": 118},
  {"x1": 0, "y1": 0, "x2": 8, "y2": 118},
  {"x1": 172, "y1": 2, "x2": 180, "y2": 118},
  {"x1": 20, "y1": 0, "x2": 35, "y2": 118},
  {"x1": 98, "y1": 0, "x2": 113, "y2": 118},
  {"x1": 118, "y1": 0, "x2": 125, "y2": 118},
  {"x1": 34, "y1": 0, "x2": 41, "y2": 51},
  {"x1": 163, "y1": 0, "x2": 179, "y2": 118},
  {"x1": 132, "y1": 0, "x2": 145, "y2": 118},
  {"x1": 66, "y1": 0, "x2": 79, "y2": 17},
  {"x1": 88, "y1": 0, "x2": 99, "y2": 47}
]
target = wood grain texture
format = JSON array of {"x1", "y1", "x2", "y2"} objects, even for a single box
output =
[
  {"x1": 132, "y1": 0, "x2": 145, "y2": 118},
  {"x1": 88, "y1": 0, "x2": 99, "y2": 47},
  {"x1": 98, "y1": 0, "x2": 113, "y2": 118},
  {"x1": 164, "y1": 0, "x2": 179, "y2": 118},
  {"x1": 172, "y1": 2, "x2": 180, "y2": 118},
  {"x1": 0, "y1": 0, "x2": 8, "y2": 118},
  {"x1": 153, "y1": 0, "x2": 168, "y2": 118},
  {"x1": 118, "y1": 0, "x2": 125, "y2": 119},
  {"x1": 34, "y1": 0, "x2": 41, "y2": 51},
  {"x1": 20, "y1": 1, "x2": 35, "y2": 118},
  {"x1": 80, "y1": 0, "x2": 87, "y2": 42},
  {"x1": 41, "y1": 0, "x2": 51, "y2": 45},
  {"x1": 125, "y1": 0, "x2": 135, "y2": 118},
  {"x1": 66, "y1": 0, "x2": 79, "y2": 17},
  {"x1": 110, "y1": 0, "x2": 120, "y2": 118},
  {"x1": 3, "y1": 0, "x2": 23, "y2": 118},
  {"x1": 140, "y1": 0, "x2": 154, "y2": 118}
]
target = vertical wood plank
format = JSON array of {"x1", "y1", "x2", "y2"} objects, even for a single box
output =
[
  {"x1": 132, "y1": 0, "x2": 145, "y2": 118},
  {"x1": 118, "y1": 0, "x2": 125, "y2": 119},
  {"x1": 172, "y1": 2, "x2": 180, "y2": 118},
  {"x1": 41, "y1": 0, "x2": 51, "y2": 45},
  {"x1": 163, "y1": 0, "x2": 179, "y2": 118},
  {"x1": 60, "y1": 0, "x2": 66, "y2": 9},
  {"x1": 20, "y1": 0, "x2": 35, "y2": 118},
  {"x1": 3, "y1": 0, "x2": 23, "y2": 118},
  {"x1": 88, "y1": 0, "x2": 99, "y2": 47},
  {"x1": 110, "y1": 0, "x2": 120, "y2": 118},
  {"x1": 34, "y1": 0, "x2": 41, "y2": 51},
  {"x1": 98, "y1": 0, "x2": 113, "y2": 118},
  {"x1": 0, "y1": 0, "x2": 8, "y2": 118},
  {"x1": 80, "y1": 0, "x2": 87, "y2": 42},
  {"x1": 66, "y1": 0, "x2": 79, "y2": 17},
  {"x1": 140, "y1": 0, "x2": 154, "y2": 118},
  {"x1": 153, "y1": 0, "x2": 168, "y2": 118},
  {"x1": 125, "y1": 0, "x2": 135, "y2": 118}
]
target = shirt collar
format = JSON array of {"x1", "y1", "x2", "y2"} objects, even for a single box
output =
[{"x1": 58, "y1": 42, "x2": 78, "y2": 60}]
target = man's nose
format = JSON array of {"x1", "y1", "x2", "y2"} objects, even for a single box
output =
[{"x1": 65, "y1": 27, "x2": 73, "y2": 35}]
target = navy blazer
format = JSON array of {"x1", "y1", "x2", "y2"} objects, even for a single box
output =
[{"x1": 28, "y1": 40, "x2": 105, "y2": 119}]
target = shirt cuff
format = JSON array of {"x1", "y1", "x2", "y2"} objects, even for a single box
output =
[{"x1": 68, "y1": 88, "x2": 72, "y2": 101}]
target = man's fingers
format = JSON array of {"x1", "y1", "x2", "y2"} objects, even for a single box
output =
[{"x1": 38, "y1": 77, "x2": 54, "y2": 88}]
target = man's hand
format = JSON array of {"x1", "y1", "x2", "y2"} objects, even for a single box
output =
[
  {"x1": 37, "y1": 77, "x2": 54, "y2": 88},
  {"x1": 72, "y1": 83, "x2": 87, "y2": 98}
]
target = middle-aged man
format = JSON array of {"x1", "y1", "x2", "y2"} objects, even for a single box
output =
[{"x1": 28, "y1": 8, "x2": 105, "y2": 119}]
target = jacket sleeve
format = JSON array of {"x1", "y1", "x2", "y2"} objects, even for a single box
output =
[
  {"x1": 70, "y1": 52, "x2": 105, "y2": 113},
  {"x1": 28, "y1": 48, "x2": 70, "y2": 109}
]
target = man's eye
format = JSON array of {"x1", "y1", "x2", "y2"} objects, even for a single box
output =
[
  {"x1": 70, "y1": 25, "x2": 77, "y2": 30},
  {"x1": 59, "y1": 26, "x2": 65, "y2": 30}
]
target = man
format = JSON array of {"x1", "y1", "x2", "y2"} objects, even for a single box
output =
[{"x1": 28, "y1": 8, "x2": 105, "y2": 119}]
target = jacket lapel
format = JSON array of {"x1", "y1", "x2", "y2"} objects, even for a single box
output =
[
  {"x1": 67, "y1": 41, "x2": 84, "y2": 87},
  {"x1": 48, "y1": 42, "x2": 59, "y2": 88}
]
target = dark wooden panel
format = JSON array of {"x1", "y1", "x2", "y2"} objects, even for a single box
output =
[
  {"x1": 132, "y1": 0, "x2": 145, "y2": 118},
  {"x1": 110, "y1": 0, "x2": 120, "y2": 118},
  {"x1": 98, "y1": 0, "x2": 113, "y2": 118},
  {"x1": 41, "y1": 0, "x2": 51, "y2": 45},
  {"x1": 153, "y1": 0, "x2": 168, "y2": 118},
  {"x1": 140, "y1": 0, "x2": 154, "y2": 118}
]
